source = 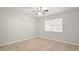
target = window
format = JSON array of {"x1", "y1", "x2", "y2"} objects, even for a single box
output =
[{"x1": 45, "y1": 18, "x2": 63, "y2": 32}]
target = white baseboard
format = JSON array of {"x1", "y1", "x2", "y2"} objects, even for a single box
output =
[
  {"x1": 0, "y1": 36, "x2": 37, "y2": 47},
  {"x1": 0, "y1": 36, "x2": 79, "y2": 47},
  {"x1": 39, "y1": 36, "x2": 79, "y2": 46}
]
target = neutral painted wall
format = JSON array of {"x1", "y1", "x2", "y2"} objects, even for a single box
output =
[
  {"x1": 0, "y1": 8, "x2": 37, "y2": 44},
  {"x1": 38, "y1": 9, "x2": 79, "y2": 44},
  {"x1": 0, "y1": 8, "x2": 79, "y2": 45}
]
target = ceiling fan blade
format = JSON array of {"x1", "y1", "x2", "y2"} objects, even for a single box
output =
[{"x1": 43, "y1": 10, "x2": 48, "y2": 12}]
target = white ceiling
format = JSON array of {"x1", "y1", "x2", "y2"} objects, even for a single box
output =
[
  {"x1": 2, "y1": 7, "x2": 79, "y2": 18},
  {"x1": 16, "y1": 7, "x2": 79, "y2": 18}
]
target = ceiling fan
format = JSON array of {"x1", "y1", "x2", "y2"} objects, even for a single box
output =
[{"x1": 32, "y1": 7, "x2": 48, "y2": 15}]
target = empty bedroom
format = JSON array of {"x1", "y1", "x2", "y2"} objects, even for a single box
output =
[{"x1": 0, "y1": 7, "x2": 79, "y2": 51}]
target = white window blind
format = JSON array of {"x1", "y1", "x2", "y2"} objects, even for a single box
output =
[{"x1": 45, "y1": 18, "x2": 63, "y2": 32}]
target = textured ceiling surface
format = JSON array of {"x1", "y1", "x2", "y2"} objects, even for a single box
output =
[
  {"x1": 0, "y1": 7, "x2": 79, "y2": 18},
  {"x1": 16, "y1": 7, "x2": 79, "y2": 18}
]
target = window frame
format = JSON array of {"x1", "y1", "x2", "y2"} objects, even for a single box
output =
[{"x1": 44, "y1": 18, "x2": 63, "y2": 32}]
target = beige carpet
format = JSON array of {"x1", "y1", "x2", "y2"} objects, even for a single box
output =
[{"x1": 0, "y1": 38, "x2": 79, "y2": 51}]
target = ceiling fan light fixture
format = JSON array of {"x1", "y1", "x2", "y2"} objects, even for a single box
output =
[
  {"x1": 32, "y1": 7, "x2": 48, "y2": 16},
  {"x1": 36, "y1": 12, "x2": 43, "y2": 16}
]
